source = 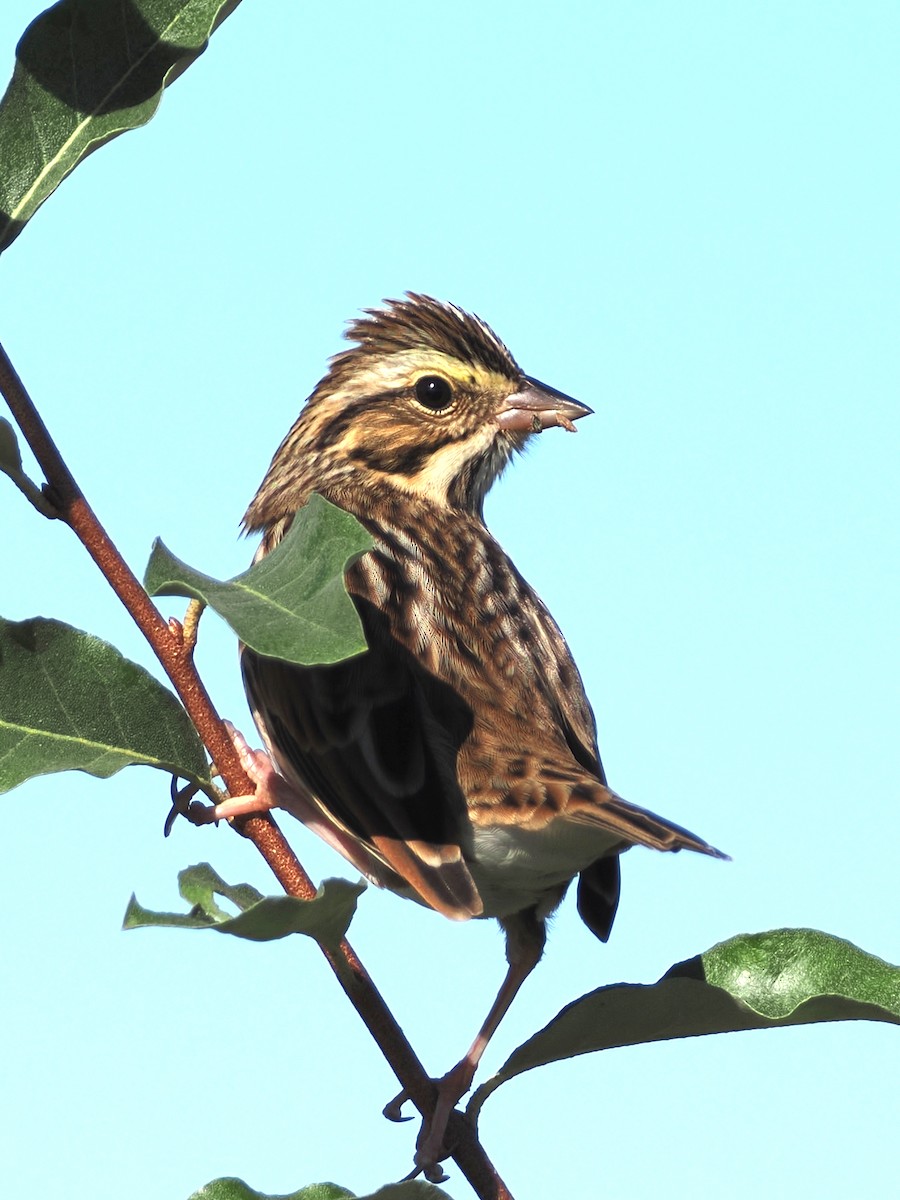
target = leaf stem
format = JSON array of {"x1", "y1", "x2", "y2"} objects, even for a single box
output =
[{"x1": 0, "y1": 341, "x2": 513, "y2": 1200}]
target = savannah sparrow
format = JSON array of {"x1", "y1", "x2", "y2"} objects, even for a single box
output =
[{"x1": 215, "y1": 294, "x2": 725, "y2": 1174}]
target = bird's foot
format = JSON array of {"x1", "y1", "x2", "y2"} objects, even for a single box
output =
[
  {"x1": 182, "y1": 726, "x2": 386, "y2": 875},
  {"x1": 179, "y1": 723, "x2": 295, "y2": 827},
  {"x1": 384, "y1": 1057, "x2": 478, "y2": 1183},
  {"x1": 216, "y1": 722, "x2": 298, "y2": 817}
]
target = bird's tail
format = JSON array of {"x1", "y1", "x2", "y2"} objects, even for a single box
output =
[{"x1": 570, "y1": 784, "x2": 729, "y2": 860}]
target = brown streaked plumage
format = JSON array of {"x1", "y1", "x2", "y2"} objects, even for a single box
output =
[{"x1": 217, "y1": 294, "x2": 726, "y2": 1178}]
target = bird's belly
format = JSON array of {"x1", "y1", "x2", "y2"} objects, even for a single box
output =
[{"x1": 467, "y1": 821, "x2": 622, "y2": 920}]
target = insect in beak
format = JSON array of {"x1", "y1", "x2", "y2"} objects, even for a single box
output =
[{"x1": 495, "y1": 374, "x2": 593, "y2": 434}]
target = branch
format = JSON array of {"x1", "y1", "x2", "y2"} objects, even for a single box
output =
[{"x1": 0, "y1": 341, "x2": 513, "y2": 1200}]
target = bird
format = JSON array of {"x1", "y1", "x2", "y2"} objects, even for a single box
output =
[{"x1": 208, "y1": 293, "x2": 726, "y2": 1177}]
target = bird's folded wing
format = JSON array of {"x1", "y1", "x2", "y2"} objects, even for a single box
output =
[
  {"x1": 241, "y1": 632, "x2": 483, "y2": 920},
  {"x1": 523, "y1": 589, "x2": 608, "y2": 782}
]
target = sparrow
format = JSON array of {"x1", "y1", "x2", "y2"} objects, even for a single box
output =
[{"x1": 210, "y1": 294, "x2": 725, "y2": 1176}]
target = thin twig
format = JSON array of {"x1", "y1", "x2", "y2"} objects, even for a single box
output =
[
  {"x1": 0, "y1": 342, "x2": 513, "y2": 1200},
  {"x1": 181, "y1": 598, "x2": 204, "y2": 655}
]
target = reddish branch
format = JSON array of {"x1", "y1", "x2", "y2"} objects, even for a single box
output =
[{"x1": 0, "y1": 342, "x2": 513, "y2": 1200}]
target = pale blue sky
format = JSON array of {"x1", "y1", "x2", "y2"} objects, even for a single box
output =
[{"x1": 1, "y1": 4, "x2": 897, "y2": 1198}]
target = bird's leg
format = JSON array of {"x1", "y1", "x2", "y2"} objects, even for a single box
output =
[{"x1": 390, "y1": 908, "x2": 547, "y2": 1181}]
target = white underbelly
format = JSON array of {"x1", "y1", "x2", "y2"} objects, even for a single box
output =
[{"x1": 467, "y1": 821, "x2": 623, "y2": 919}]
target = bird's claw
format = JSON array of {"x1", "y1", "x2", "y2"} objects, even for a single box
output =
[
  {"x1": 424, "y1": 1166, "x2": 451, "y2": 1185},
  {"x1": 384, "y1": 1069, "x2": 473, "y2": 1182},
  {"x1": 402, "y1": 1162, "x2": 450, "y2": 1185},
  {"x1": 383, "y1": 1091, "x2": 414, "y2": 1122},
  {"x1": 222, "y1": 720, "x2": 274, "y2": 787},
  {"x1": 164, "y1": 777, "x2": 201, "y2": 836}
]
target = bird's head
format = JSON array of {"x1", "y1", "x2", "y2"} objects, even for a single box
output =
[{"x1": 244, "y1": 293, "x2": 591, "y2": 530}]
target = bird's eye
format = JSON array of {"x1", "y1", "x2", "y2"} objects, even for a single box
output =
[{"x1": 414, "y1": 375, "x2": 453, "y2": 411}]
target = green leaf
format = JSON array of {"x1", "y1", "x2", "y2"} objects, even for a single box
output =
[
  {"x1": 699, "y1": 927, "x2": 900, "y2": 1019},
  {"x1": 0, "y1": 0, "x2": 241, "y2": 253},
  {"x1": 144, "y1": 494, "x2": 373, "y2": 665},
  {"x1": 0, "y1": 616, "x2": 210, "y2": 794},
  {"x1": 187, "y1": 1181, "x2": 454, "y2": 1200},
  {"x1": 468, "y1": 929, "x2": 900, "y2": 1119},
  {"x1": 124, "y1": 863, "x2": 365, "y2": 946},
  {"x1": 187, "y1": 1183, "x2": 354, "y2": 1200}
]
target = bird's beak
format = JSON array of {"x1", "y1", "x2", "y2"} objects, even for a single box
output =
[{"x1": 495, "y1": 375, "x2": 593, "y2": 434}]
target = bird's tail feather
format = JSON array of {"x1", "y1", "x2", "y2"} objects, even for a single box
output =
[{"x1": 570, "y1": 785, "x2": 729, "y2": 860}]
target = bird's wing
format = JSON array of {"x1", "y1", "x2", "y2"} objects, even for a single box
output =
[
  {"x1": 241, "y1": 600, "x2": 483, "y2": 921},
  {"x1": 523, "y1": 587, "x2": 607, "y2": 780}
]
